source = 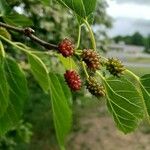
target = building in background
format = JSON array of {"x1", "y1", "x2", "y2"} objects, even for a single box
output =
[{"x1": 106, "y1": 42, "x2": 150, "y2": 63}]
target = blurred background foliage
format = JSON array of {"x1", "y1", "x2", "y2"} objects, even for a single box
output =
[
  {"x1": 113, "y1": 32, "x2": 150, "y2": 53},
  {"x1": 0, "y1": 0, "x2": 112, "y2": 149}
]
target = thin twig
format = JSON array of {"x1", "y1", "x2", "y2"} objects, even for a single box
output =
[{"x1": 0, "y1": 22, "x2": 58, "y2": 50}]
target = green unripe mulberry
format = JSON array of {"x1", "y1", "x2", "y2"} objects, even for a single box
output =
[
  {"x1": 106, "y1": 58, "x2": 125, "y2": 77},
  {"x1": 86, "y1": 77, "x2": 105, "y2": 98}
]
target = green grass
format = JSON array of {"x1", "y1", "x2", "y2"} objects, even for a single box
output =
[
  {"x1": 126, "y1": 56, "x2": 150, "y2": 76},
  {"x1": 127, "y1": 57, "x2": 150, "y2": 63}
]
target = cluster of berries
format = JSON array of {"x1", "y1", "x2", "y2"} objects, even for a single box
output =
[
  {"x1": 64, "y1": 70, "x2": 81, "y2": 91},
  {"x1": 58, "y1": 38, "x2": 74, "y2": 57},
  {"x1": 106, "y1": 58, "x2": 125, "y2": 77},
  {"x1": 82, "y1": 49, "x2": 100, "y2": 71},
  {"x1": 86, "y1": 77, "x2": 105, "y2": 97},
  {"x1": 58, "y1": 38, "x2": 125, "y2": 97}
]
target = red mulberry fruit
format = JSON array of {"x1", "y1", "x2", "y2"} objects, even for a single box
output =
[
  {"x1": 64, "y1": 70, "x2": 81, "y2": 91},
  {"x1": 58, "y1": 38, "x2": 75, "y2": 57}
]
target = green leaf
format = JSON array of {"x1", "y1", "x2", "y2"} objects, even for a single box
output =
[
  {"x1": 49, "y1": 73, "x2": 72, "y2": 149},
  {"x1": 87, "y1": 13, "x2": 94, "y2": 24},
  {"x1": 103, "y1": 76, "x2": 144, "y2": 133},
  {"x1": 0, "y1": 27, "x2": 11, "y2": 40},
  {"x1": 58, "y1": 54, "x2": 78, "y2": 71},
  {"x1": 0, "y1": 0, "x2": 11, "y2": 16},
  {"x1": 40, "y1": 0, "x2": 51, "y2": 6},
  {"x1": 0, "y1": 58, "x2": 9, "y2": 118},
  {"x1": 140, "y1": 74, "x2": 150, "y2": 115},
  {"x1": 3, "y1": 12, "x2": 33, "y2": 27},
  {"x1": 28, "y1": 53, "x2": 49, "y2": 93},
  {"x1": 56, "y1": 0, "x2": 97, "y2": 18},
  {"x1": 76, "y1": 13, "x2": 94, "y2": 25},
  {"x1": 0, "y1": 41, "x2": 5, "y2": 59},
  {"x1": 56, "y1": 74, "x2": 72, "y2": 106},
  {"x1": 0, "y1": 57, "x2": 28, "y2": 136}
]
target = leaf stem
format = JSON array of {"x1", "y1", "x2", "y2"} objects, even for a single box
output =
[
  {"x1": 0, "y1": 35, "x2": 31, "y2": 54},
  {"x1": 84, "y1": 19, "x2": 96, "y2": 51},
  {"x1": 75, "y1": 52, "x2": 82, "y2": 55},
  {"x1": 125, "y1": 69, "x2": 140, "y2": 80},
  {"x1": 14, "y1": 42, "x2": 29, "y2": 49},
  {"x1": 0, "y1": 41, "x2": 5, "y2": 58},
  {"x1": 96, "y1": 71, "x2": 105, "y2": 81},
  {"x1": 76, "y1": 25, "x2": 81, "y2": 49},
  {"x1": 82, "y1": 61, "x2": 89, "y2": 79},
  {"x1": 69, "y1": 57, "x2": 73, "y2": 70}
]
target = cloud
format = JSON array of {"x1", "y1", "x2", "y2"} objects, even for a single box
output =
[
  {"x1": 134, "y1": 19, "x2": 150, "y2": 27},
  {"x1": 106, "y1": 2, "x2": 150, "y2": 20},
  {"x1": 105, "y1": 0, "x2": 150, "y2": 36},
  {"x1": 115, "y1": 0, "x2": 150, "y2": 5},
  {"x1": 107, "y1": 18, "x2": 150, "y2": 36}
]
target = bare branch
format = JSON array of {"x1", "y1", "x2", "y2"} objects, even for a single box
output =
[{"x1": 0, "y1": 22, "x2": 58, "y2": 50}]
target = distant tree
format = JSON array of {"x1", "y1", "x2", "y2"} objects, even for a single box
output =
[
  {"x1": 123, "y1": 36, "x2": 132, "y2": 45},
  {"x1": 113, "y1": 35, "x2": 123, "y2": 43},
  {"x1": 131, "y1": 32, "x2": 144, "y2": 46},
  {"x1": 144, "y1": 34, "x2": 150, "y2": 53},
  {"x1": 113, "y1": 32, "x2": 145, "y2": 46}
]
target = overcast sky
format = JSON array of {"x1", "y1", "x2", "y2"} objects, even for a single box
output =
[{"x1": 106, "y1": 0, "x2": 150, "y2": 37}]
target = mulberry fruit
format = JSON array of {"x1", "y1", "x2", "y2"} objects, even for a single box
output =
[
  {"x1": 106, "y1": 58, "x2": 125, "y2": 77},
  {"x1": 64, "y1": 70, "x2": 81, "y2": 91},
  {"x1": 86, "y1": 77, "x2": 105, "y2": 97},
  {"x1": 58, "y1": 38, "x2": 75, "y2": 57},
  {"x1": 82, "y1": 49, "x2": 100, "y2": 71}
]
